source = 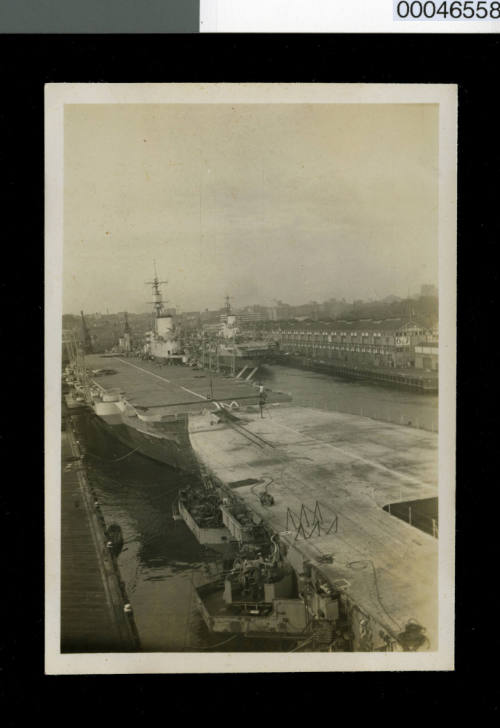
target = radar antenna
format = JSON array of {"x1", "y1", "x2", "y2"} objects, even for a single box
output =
[{"x1": 145, "y1": 259, "x2": 168, "y2": 319}]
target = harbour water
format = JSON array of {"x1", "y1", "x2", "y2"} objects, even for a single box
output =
[
  {"x1": 76, "y1": 413, "x2": 291, "y2": 652},
  {"x1": 260, "y1": 365, "x2": 438, "y2": 432},
  {"x1": 73, "y1": 365, "x2": 438, "y2": 651}
]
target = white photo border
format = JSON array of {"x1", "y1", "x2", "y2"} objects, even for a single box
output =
[{"x1": 45, "y1": 83, "x2": 457, "y2": 674}]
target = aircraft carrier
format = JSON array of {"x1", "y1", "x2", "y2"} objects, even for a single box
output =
[{"x1": 65, "y1": 353, "x2": 291, "y2": 472}]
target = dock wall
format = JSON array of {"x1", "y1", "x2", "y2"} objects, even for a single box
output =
[
  {"x1": 275, "y1": 355, "x2": 438, "y2": 392},
  {"x1": 61, "y1": 408, "x2": 140, "y2": 652}
]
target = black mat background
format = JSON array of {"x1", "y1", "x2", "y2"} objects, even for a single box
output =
[{"x1": 0, "y1": 32, "x2": 497, "y2": 719}]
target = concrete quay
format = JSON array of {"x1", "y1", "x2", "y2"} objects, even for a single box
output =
[{"x1": 189, "y1": 404, "x2": 438, "y2": 650}]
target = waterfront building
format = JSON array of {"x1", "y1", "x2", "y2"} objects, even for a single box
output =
[
  {"x1": 235, "y1": 307, "x2": 271, "y2": 326},
  {"x1": 274, "y1": 317, "x2": 437, "y2": 370},
  {"x1": 200, "y1": 308, "x2": 222, "y2": 324},
  {"x1": 269, "y1": 300, "x2": 293, "y2": 321},
  {"x1": 414, "y1": 342, "x2": 439, "y2": 371}
]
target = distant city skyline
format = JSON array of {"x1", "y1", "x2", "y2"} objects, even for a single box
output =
[
  {"x1": 64, "y1": 284, "x2": 437, "y2": 319},
  {"x1": 64, "y1": 103, "x2": 438, "y2": 316}
]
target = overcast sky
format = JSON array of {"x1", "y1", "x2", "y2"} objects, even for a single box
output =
[{"x1": 64, "y1": 103, "x2": 438, "y2": 315}]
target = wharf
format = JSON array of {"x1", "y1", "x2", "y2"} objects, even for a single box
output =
[
  {"x1": 61, "y1": 424, "x2": 139, "y2": 652},
  {"x1": 85, "y1": 354, "x2": 290, "y2": 413},
  {"x1": 189, "y1": 405, "x2": 439, "y2": 648},
  {"x1": 276, "y1": 355, "x2": 438, "y2": 392}
]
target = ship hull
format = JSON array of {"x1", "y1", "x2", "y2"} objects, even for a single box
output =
[
  {"x1": 74, "y1": 353, "x2": 289, "y2": 472},
  {"x1": 90, "y1": 412, "x2": 200, "y2": 473}
]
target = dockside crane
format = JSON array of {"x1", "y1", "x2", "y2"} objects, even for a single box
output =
[{"x1": 80, "y1": 310, "x2": 93, "y2": 354}]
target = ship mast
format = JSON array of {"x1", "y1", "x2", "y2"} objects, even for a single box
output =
[
  {"x1": 62, "y1": 328, "x2": 79, "y2": 368},
  {"x1": 224, "y1": 295, "x2": 236, "y2": 376},
  {"x1": 146, "y1": 260, "x2": 168, "y2": 331},
  {"x1": 80, "y1": 310, "x2": 93, "y2": 354},
  {"x1": 64, "y1": 325, "x2": 91, "y2": 403}
]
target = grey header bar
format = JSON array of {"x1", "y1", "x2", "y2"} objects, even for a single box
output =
[{"x1": 0, "y1": 0, "x2": 199, "y2": 33}]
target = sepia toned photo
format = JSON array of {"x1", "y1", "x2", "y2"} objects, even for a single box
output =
[{"x1": 45, "y1": 83, "x2": 456, "y2": 673}]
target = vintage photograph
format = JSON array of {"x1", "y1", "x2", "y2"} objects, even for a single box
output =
[{"x1": 45, "y1": 84, "x2": 456, "y2": 673}]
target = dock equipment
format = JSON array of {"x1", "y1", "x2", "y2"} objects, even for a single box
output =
[{"x1": 189, "y1": 404, "x2": 438, "y2": 650}]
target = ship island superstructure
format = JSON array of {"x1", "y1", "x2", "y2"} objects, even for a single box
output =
[{"x1": 143, "y1": 265, "x2": 184, "y2": 362}]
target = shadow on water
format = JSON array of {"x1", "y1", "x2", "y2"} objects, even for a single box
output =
[{"x1": 78, "y1": 413, "x2": 205, "y2": 573}]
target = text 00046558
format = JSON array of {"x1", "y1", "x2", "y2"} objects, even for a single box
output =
[{"x1": 394, "y1": 0, "x2": 500, "y2": 19}]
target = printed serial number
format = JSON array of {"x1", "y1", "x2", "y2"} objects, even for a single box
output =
[{"x1": 394, "y1": 0, "x2": 500, "y2": 18}]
